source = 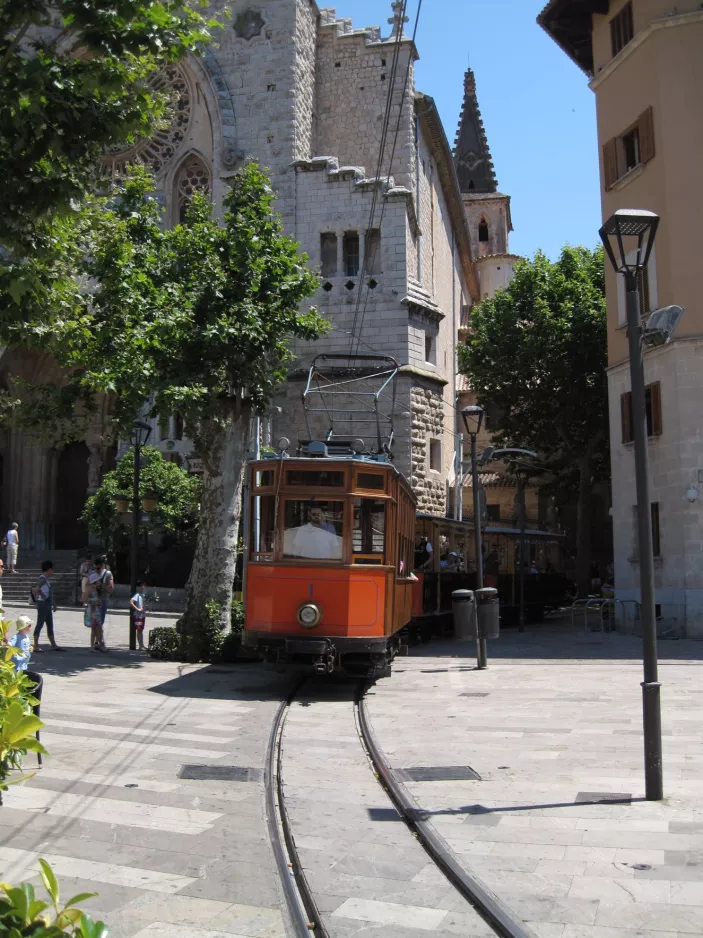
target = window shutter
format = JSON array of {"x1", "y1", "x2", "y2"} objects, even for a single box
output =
[
  {"x1": 621, "y1": 391, "x2": 633, "y2": 443},
  {"x1": 638, "y1": 106, "x2": 655, "y2": 164},
  {"x1": 650, "y1": 381, "x2": 662, "y2": 435},
  {"x1": 603, "y1": 137, "x2": 619, "y2": 190}
]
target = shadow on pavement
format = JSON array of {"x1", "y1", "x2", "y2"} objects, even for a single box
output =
[
  {"x1": 412, "y1": 621, "x2": 703, "y2": 663},
  {"x1": 148, "y1": 662, "x2": 293, "y2": 700},
  {"x1": 27, "y1": 647, "x2": 147, "y2": 677}
]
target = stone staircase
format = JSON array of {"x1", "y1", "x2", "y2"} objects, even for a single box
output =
[{"x1": 2, "y1": 550, "x2": 80, "y2": 607}]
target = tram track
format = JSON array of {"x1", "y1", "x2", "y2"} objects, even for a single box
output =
[{"x1": 266, "y1": 677, "x2": 536, "y2": 938}]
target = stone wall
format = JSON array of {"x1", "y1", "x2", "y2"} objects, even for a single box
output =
[
  {"x1": 315, "y1": 14, "x2": 415, "y2": 192},
  {"x1": 411, "y1": 386, "x2": 446, "y2": 514}
]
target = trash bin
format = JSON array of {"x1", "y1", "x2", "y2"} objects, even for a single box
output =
[
  {"x1": 452, "y1": 589, "x2": 476, "y2": 641},
  {"x1": 475, "y1": 587, "x2": 500, "y2": 639}
]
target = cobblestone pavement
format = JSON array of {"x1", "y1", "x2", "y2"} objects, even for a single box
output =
[
  {"x1": 365, "y1": 623, "x2": 703, "y2": 938},
  {"x1": 1, "y1": 605, "x2": 292, "y2": 938}
]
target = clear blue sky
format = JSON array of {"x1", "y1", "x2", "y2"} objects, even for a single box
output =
[{"x1": 332, "y1": 0, "x2": 602, "y2": 260}]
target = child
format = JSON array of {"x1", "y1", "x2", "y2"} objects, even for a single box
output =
[
  {"x1": 8, "y1": 615, "x2": 33, "y2": 672},
  {"x1": 130, "y1": 580, "x2": 147, "y2": 650}
]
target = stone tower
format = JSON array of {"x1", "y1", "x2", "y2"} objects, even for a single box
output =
[{"x1": 454, "y1": 68, "x2": 519, "y2": 300}]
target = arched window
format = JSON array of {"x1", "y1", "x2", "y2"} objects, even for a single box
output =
[
  {"x1": 478, "y1": 218, "x2": 489, "y2": 243},
  {"x1": 176, "y1": 156, "x2": 210, "y2": 223}
]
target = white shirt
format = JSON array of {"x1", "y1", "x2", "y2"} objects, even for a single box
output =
[
  {"x1": 284, "y1": 523, "x2": 343, "y2": 560},
  {"x1": 6, "y1": 530, "x2": 18, "y2": 546}
]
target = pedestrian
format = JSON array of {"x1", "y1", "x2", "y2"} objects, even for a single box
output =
[
  {"x1": 76, "y1": 550, "x2": 92, "y2": 605},
  {"x1": 0, "y1": 554, "x2": 5, "y2": 617},
  {"x1": 32, "y1": 560, "x2": 62, "y2": 652},
  {"x1": 5, "y1": 522, "x2": 19, "y2": 573},
  {"x1": 8, "y1": 615, "x2": 33, "y2": 672},
  {"x1": 81, "y1": 565, "x2": 104, "y2": 652},
  {"x1": 92, "y1": 555, "x2": 114, "y2": 632},
  {"x1": 130, "y1": 579, "x2": 147, "y2": 650}
]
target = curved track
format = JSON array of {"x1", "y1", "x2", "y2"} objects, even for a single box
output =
[{"x1": 265, "y1": 678, "x2": 535, "y2": 938}]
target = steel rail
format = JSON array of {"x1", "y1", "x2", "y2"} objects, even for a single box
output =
[
  {"x1": 264, "y1": 681, "x2": 330, "y2": 938},
  {"x1": 355, "y1": 686, "x2": 539, "y2": 938}
]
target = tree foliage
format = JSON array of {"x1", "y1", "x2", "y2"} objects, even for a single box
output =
[
  {"x1": 0, "y1": 0, "x2": 218, "y2": 254},
  {"x1": 80, "y1": 446, "x2": 201, "y2": 549},
  {"x1": 459, "y1": 246, "x2": 608, "y2": 594},
  {"x1": 459, "y1": 246, "x2": 608, "y2": 469},
  {"x1": 1, "y1": 161, "x2": 327, "y2": 639}
]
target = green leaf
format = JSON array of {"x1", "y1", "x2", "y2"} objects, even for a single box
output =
[{"x1": 38, "y1": 858, "x2": 59, "y2": 907}]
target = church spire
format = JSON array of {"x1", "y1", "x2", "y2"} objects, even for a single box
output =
[{"x1": 453, "y1": 68, "x2": 497, "y2": 194}]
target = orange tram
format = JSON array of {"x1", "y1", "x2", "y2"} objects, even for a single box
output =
[
  {"x1": 241, "y1": 447, "x2": 568, "y2": 676},
  {"x1": 242, "y1": 447, "x2": 418, "y2": 676}
]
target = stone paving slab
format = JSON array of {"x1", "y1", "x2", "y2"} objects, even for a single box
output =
[
  {"x1": 0, "y1": 606, "x2": 290, "y2": 938},
  {"x1": 280, "y1": 681, "x2": 498, "y2": 937},
  {"x1": 365, "y1": 624, "x2": 703, "y2": 938}
]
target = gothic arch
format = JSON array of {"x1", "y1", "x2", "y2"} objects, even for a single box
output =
[
  {"x1": 173, "y1": 151, "x2": 211, "y2": 224},
  {"x1": 478, "y1": 217, "x2": 489, "y2": 243}
]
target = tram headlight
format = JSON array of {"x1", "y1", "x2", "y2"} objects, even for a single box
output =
[{"x1": 297, "y1": 603, "x2": 322, "y2": 629}]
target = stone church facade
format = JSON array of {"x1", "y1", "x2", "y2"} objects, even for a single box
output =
[{"x1": 0, "y1": 2, "x2": 514, "y2": 551}]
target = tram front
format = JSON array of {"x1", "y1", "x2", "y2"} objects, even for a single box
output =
[{"x1": 242, "y1": 448, "x2": 416, "y2": 675}]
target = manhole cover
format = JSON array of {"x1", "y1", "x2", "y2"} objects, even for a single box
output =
[
  {"x1": 179, "y1": 765, "x2": 262, "y2": 782},
  {"x1": 460, "y1": 693, "x2": 490, "y2": 698},
  {"x1": 397, "y1": 765, "x2": 481, "y2": 782},
  {"x1": 576, "y1": 791, "x2": 632, "y2": 804}
]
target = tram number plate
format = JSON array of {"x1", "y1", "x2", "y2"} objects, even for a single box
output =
[{"x1": 286, "y1": 639, "x2": 330, "y2": 655}]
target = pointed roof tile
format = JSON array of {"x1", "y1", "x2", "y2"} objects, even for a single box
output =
[{"x1": 453, "y1": 68, "x2": 497, "y2": 194}]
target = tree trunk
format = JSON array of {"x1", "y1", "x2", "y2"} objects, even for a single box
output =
[
  {"x1": 575, "y1": 454, "x2": 592, "y2": 598},
  {"x1": 178, "y1": 407, "x2": 252, "y2": 648}
]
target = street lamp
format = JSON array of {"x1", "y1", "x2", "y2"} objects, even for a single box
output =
[
  {"x1": 129, "y1": 420, "x2": 152, "y2": 651},
  {"x1": 461, "y1": 405, "x2": 487, "y2": 669},
  {"x1": 599, "y1": 208, "x2": 670, "y2": 802}
]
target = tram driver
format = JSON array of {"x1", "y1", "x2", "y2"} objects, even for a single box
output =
[{"x1": 284, "y1": 502, "x2": 343, "y2": 560}]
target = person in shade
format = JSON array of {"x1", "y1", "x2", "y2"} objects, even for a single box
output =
[{"x1": 32, "y1": 560, "x2": 62, "y2": 653}]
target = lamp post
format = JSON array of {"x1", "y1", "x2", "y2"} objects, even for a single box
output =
[
  {"x1": 461, "y1": 405, "x2": 487, "y2": 669},
  {"x1": 129, "y1": 420, "x2": 152, "y2": 651},
  {"x1": 599, "y1": 208, "x2": 665, "y2": 801}
]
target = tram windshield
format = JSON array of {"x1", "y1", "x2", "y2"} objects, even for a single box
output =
[{"x1": 282, "y1": 500, "x2": 344, "y2": 560}]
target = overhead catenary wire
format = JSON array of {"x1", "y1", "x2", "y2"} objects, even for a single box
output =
[
  {"x1": 350, "y1": 0, "x2": 423, "y2": 357},
  {"x1": 348, "y1": 0, "x2": 410, "y2": 352}
]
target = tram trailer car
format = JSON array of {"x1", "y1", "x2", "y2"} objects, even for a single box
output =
[{"x1": 242, "y1": 452, "x2": 417, "y2": 675}]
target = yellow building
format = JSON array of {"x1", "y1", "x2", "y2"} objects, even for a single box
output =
[{"x1": 539, "y1": 0, "x2": 703, "y2": 636}]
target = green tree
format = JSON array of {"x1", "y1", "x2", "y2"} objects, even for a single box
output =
[
  {"x1": 459, "y1": 246, "x2": 608, "y2": 595},
  {"x1": 3, "y1": 163, "x2": 327, "y2": 644},
  {"x1": 80, "y1": 446, "x2": 201, "y2": 552},
  {"x1": 0, "y1": 0, "x2": 218, "y2": 254}
]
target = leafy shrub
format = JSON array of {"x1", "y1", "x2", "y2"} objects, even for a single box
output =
[
  {"x1": 0, "y1": 858, "x2": 109, "y2": 936},
  {"x1": 147, "y1": 626, "x2": 180, "y2": 660},
  {"x1": 1, "y1": 620, "x2": 46, "y2": 804},
  {"x1": 231, "y1": 600, "x2": 244, "y2": 635}
]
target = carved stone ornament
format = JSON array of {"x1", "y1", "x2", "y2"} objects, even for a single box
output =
[
  {"x1": 234, "y1": 9, "x2": 265, "y2": 41},
  {"x1": 103, "y1": 65, "x2": 191, "y2": 177},
  {"x1": 221, "y1": 144, "x2": 243, "y2": 169},
  {"x1": 458, "y1": 149, "x2": 483, "y2": 172}
]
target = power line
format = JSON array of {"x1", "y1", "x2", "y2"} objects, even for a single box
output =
[
  {"x1": 348, "y1": 0, "x2": 410, "y2": 353},
  {"x1": 351, "y1": 0, "x2": 423, "y2": 357}
]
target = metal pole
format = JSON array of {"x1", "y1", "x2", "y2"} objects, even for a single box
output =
[
  {"x1": 518, "y1": 477, "x2": 526, "y2": 634},
  {"x1": 625, "y1": 273, "x2": 663, "y2": 801},
  {"x1": 455, "y1": 433, "x2": 464, "y2": 521},
  {"x1": 471, "y1": 433, "x2": 487, "y2": 669},
  {"x1": 129, "y1": 442, "x2": 140, "y2": 651}
]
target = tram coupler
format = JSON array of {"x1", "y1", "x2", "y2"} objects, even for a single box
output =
[{"x1": 313, "y1": 644, "x2": 336, "y2": 674}]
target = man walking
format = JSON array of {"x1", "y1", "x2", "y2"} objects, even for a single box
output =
[
  {"x1": 5, "y1": 523, "x2": 19, "y2": 573},
  {"x1": 93, "y1": 554, "x2": 114, "y2": 640},
  {"x1": 33, "y1": 560, "x2": 62, "y2": 652}
]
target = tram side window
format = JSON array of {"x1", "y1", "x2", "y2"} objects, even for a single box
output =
[
  {"x1": 353, "y1": 498, "x2": 385, "y2": 564},
  {"x1": 250, "y1": 495, "x2": 276, "y2": 560},
  {"x1": 282, "y1": 500, "x2": 344, "y2": 560}
]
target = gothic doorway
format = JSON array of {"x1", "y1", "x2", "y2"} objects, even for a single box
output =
[{"x1": 55, "y1": 442, "x2": 89, "y2": 549}]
